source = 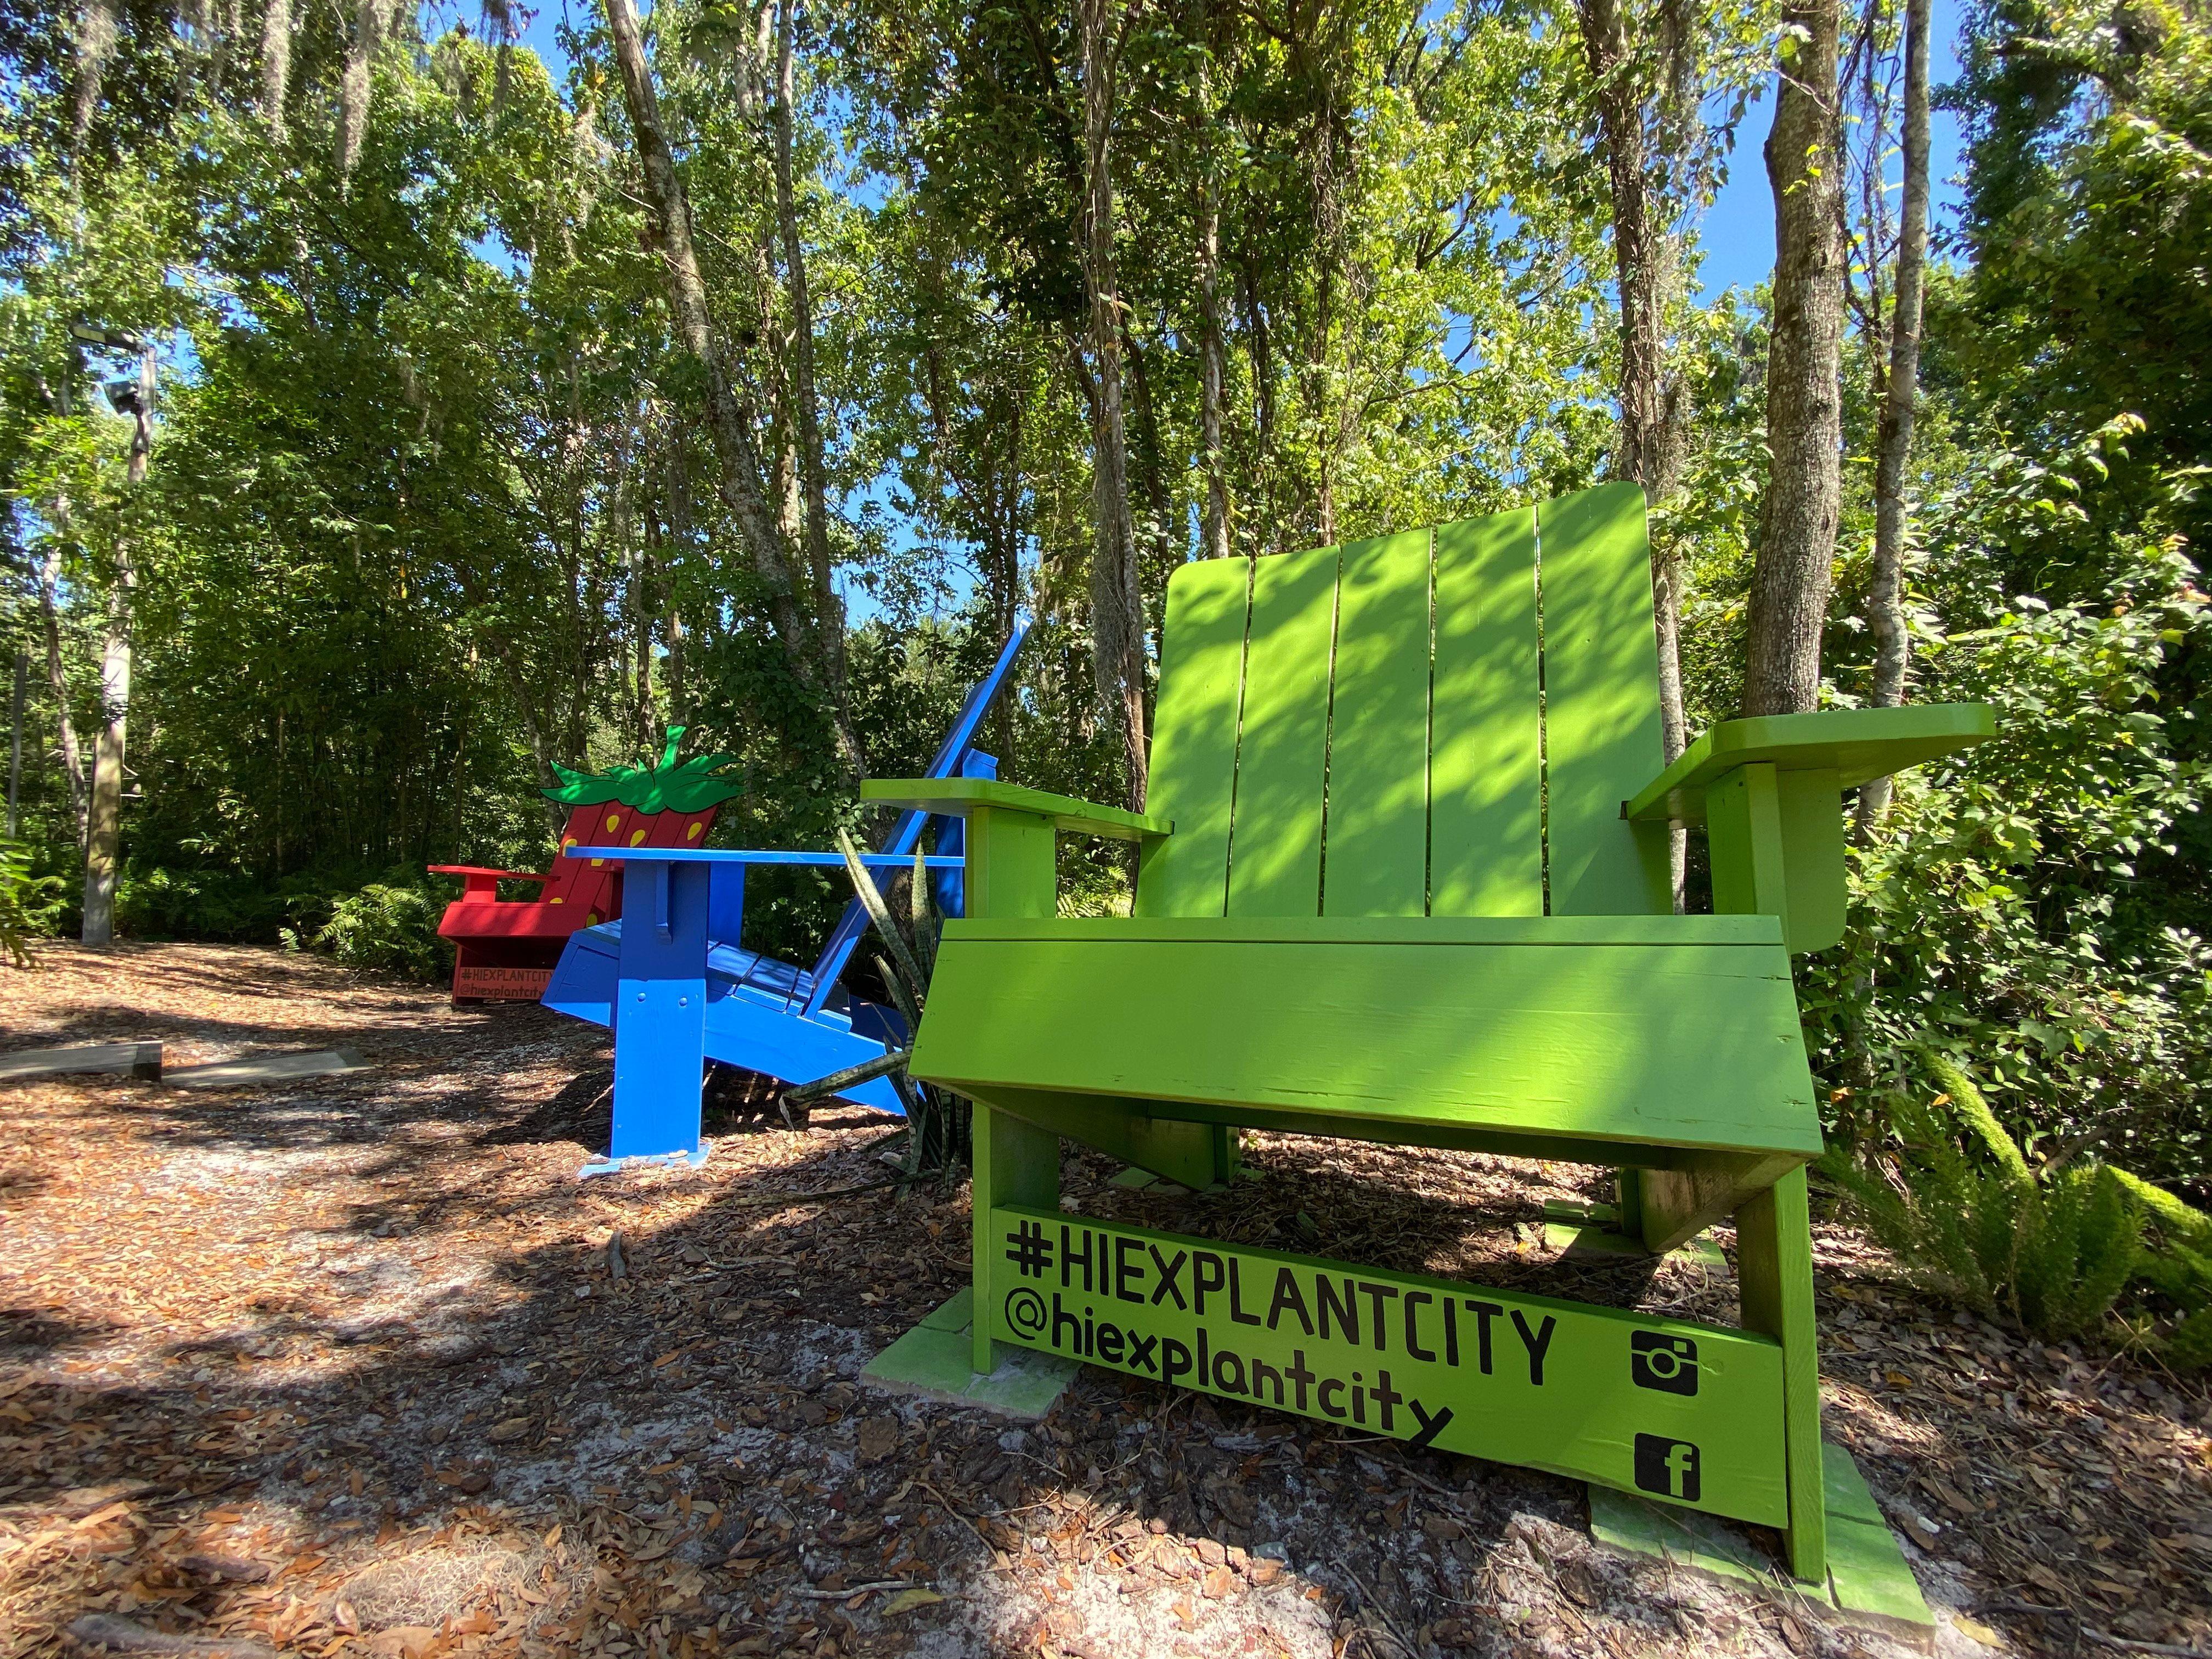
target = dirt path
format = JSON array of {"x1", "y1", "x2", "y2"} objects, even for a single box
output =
[{"x1": 1, "y1": 944, "x2": 2204, "y2": 1659}]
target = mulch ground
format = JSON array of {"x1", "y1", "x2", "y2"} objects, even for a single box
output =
[{"x1": 1, "y1": 943, "x2": 2206, "y2": 1659}]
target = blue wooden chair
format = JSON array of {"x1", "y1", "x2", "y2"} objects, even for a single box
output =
[{"x1": 540, "y1": 624, "x2": 1025, "y2": 1148}]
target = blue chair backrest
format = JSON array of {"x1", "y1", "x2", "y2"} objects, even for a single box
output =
[{"x1": 798, "y1": 620, "x2": 1026, "y2": 1017}]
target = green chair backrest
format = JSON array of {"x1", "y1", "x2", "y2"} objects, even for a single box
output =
[{"x1": 1136, "y1": 483, "x2": 1675, "y2": 922}]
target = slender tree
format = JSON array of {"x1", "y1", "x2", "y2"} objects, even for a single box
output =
[
  {"x1": 1077, "y1": 0, "x2": 1147, "y2": 808},
  {"x1": 774, "y1": 0, "x2": 849, "y2": 714},
  {"x1": 1855, "y1": 0, "x2": 1931, "y2": 832},
  {"x1": 600, "y1": 0, "x2": 864, "y2": 773},
  {"x1": 257, "y1": 0, "x2": 290, "y2": 136},
  {"x1": 1743, "y1": 0, "x2": 1848, "y2": 716},
  {"x1": 81, "y1": 343, "x2": 153, "y2": 945},
  {"x1": 1190, "y1": 0, "x2": 1232, "y2": 562}
]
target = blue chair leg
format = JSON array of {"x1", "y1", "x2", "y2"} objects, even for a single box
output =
[{"x1": 595, "y1": 859, "x2": 712, "y2": 1171}]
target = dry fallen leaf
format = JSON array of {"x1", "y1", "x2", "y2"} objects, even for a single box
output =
[
  {"x1": 1951, "y1": 1613, "x2": 2004, "y2": 1648},
  {"x1": 882, "y1": 1588, "x2": 943, "y2": 1615},
  {"x1": 856, "y1": 1414, "x2": 899, "y2": 1463}
]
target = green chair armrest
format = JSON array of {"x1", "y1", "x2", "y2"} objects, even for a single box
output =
[
  {"x1": 1624, "y1": 703, "x2": 1995, "y2": 825},
  {"x1": 861, "y1": 777, "x2": 1172, "y2": 843}
]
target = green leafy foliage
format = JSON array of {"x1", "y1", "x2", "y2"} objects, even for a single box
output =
[
  {"x1": 1801, "y1": 423, "x2": 2212, "y2": 1183},
  {"x1": 307, "y1": 880, "x2": 455, "y2": 984},
  {"x1": 0, "y1": 839, "x2": 65, "y2": 967},
  {"x1": 1821, "y1": 1056, "x2": 2212, "y2": 1366}
]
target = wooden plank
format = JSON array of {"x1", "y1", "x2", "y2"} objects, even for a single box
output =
[
  {"x1": 1135, "y1": 557, "x2": 1254, "y2": 917},
  {"x1": 1778, "y1": 768, "x2": 1847, "y2": 954},
  {"x1": 1821, "y1": 1443, "x2": 1936, "y2": 1630},
  {"x1": 1707, "y1": 763, "x2": 1787, "y2": 921},
  {"x1": 861, "y1": 777, "x2": 1168, "y2": 840},
  {"x1": 947, "y1": 913, "x2": 1784, "y2": 947},
  {"x1": 970, "y1": 1108, "x2": 1062, "y2": 1372},
  {"x1": 1708, "y1": 763, "x2": 1847, "y2": 956},
  {"x1": 1538, "y1": 483, "x2": 1672, "y2": 916},
  {"x1": 0, "y1": 1041, "x2": 162, "y2": 1082},
  {"x1": 1430, "y1": 507, "x2": 1543, "y2": 916},
  {"x1": 1637, "y1": 1157, "x2": 1805, "y2": 1255},
  {"x1": 970, "y1": 1080, "x2": 1810, "y2": 1177},
  {"x1": 966, "y1": 807, "x2": 1060, "y2": 922},
  {"x1": 1736, "y1": 1167, "x2": 1826, "y2": 1583},
  {"x1": 1626, "y1": 702, "x2": 1995, "y2": 822},
  {"x1": 910, "y1": 933, "x2": 1824, "y2": 1158},
  {"x1": 166, "y1": 1047, "x2": 371, "y2": 1090},
  {"x1": 1226, "y1": 546, "x2": 1341, "y2": 917},
  {"x1": 985, "y1": 1204, "x2": 1792, "y2": 1531},
  {"x1": 1323, "y1": 531, "x2": 1434, "y2": 917}
]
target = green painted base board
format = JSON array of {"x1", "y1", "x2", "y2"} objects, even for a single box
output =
[
  {"x1": 1109, "y1": 1166, "x2": 1190, "y2": 1195},
  {"x1": 1109, "y1": 1165, "x2": 1246, "y2": 1195},
  {"x1": 1543, "y1": 1198, "x2": 1618, "y2": 1226},
  {"x1": 1541, "y1": 1221, "x2": 1724, "y2": 1266},
  {"x1": 860, "y1": 1290, "x2": 1081, "y2": 1419},
  {"x1": 1589, "y1": 1443, "x2": 1932, "y2": 1649}
]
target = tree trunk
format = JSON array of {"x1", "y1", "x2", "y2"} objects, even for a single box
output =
[
  {"x1": 1577, "y1": 0, "x2": 1692, "y2": 902},
  {"x1": 1122, "y1": 315, "x2": 1172, "y2": 572},
  {"x1": 663, "y1": 423, "x2": 691, "y2": 724},
  {"x1": 257, "y1": 0, "x2": 290, "y2": 136},
  {"x1": 334, "y1": 0, "x2": 383, "y2": 183},
  {"x1": 81, "y1": 346, "x2": 152, "y2": 946},
  {"x1": 8, "y1": 650, "x2": 25, "y2": 838},
  {"x1": 1855, "y1": 0, "x2": 1930, "y2": 834},
  {"x1": 1743, "y1": 0, "x2": 1847, "y2": 716},
  {"x1": 1235, "y1": 259, "x2": 1277, "y2": 549},
  {"x1": 1190, "y1": 0, "x2": 1231, "y2": 561},
  {"x1": 1078, "y1": 0, "x2": 1147, "y2": 809},
  {"x1": 38, "y1": 537, "x2": 88, "y2": 847},
  {"x1": 600, "y1": 0, "x2": 863, "y2": 774},
  {"x1": 774, "y1": 0, "x2": 849, "y2": 710},
  {"x1": 72, "y1": 0, "x2": 118, "y2": 159}
]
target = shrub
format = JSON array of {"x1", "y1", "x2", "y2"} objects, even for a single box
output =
[
  {"x1": 116, "y1": 861, "x2": 311, "y2": 941},
  {"x1": 308, "y1": 881, "x2": 452, "y2": 983},
  {"x1": 1822, "y1": 1055, "x2": 2212, "y2": 1368},
  {"x1": 0, "y1": 839, "x2": 66, "y2": 967}
]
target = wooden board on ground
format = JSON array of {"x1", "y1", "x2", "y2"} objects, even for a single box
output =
[
  {"x1": 0, "y1": 1041, "x2": 162, "y2": 1082},
  {"x1": 165, "y1": 1047, "x2": 372, "y2": 1090}
]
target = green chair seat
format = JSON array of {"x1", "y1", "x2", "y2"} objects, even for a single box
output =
[{"x1": 915, "y1": 913, "x2": 1822, "y2": 1175}]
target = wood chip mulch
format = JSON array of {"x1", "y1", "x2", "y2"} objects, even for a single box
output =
[{"x1": 1, "y1": 942, "x2": 2205, "y2": 1659}]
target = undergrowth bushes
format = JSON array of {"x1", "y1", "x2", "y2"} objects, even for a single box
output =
[
  {"x1": 301, "y1": 881, "x2": 450, "y2": 982},
  {"x1": 1822, "y1": 1056, "x2": 2212, "y2": 1369},
  {"x1": 0, "y1": 838, "x2": 65, "y2": 967},
  {"x1": 54, "y1": 856, "x2": 453, "y2": 983}
]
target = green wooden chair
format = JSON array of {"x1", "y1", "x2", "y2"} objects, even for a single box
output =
[{"x1": 864, "y1": 484, "x2": 1990, "y2": 1584}]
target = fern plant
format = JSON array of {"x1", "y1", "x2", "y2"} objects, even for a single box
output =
[
  {"x1": 0, "y1": 839, "x2": 65, "y2": 967},
  {"x1": 1822, "y1": 1055, "x2": 2211, "y2": 1368}
]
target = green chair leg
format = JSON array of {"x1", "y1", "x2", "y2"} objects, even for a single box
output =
[
  {"x1": 1735, "y1": 1165, "x2": 1825, "y2": 1582},
  {"x1": 1615, "y1": 1167, "x2": 1645, "y2": 1238},
  {"x1": 971, "y1": 1105, "x2": 1060, "y2": 1374}
]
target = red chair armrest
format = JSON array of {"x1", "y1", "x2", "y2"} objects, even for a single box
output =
[{"x1": 428, "y1": 865, "x2": 552, "y2": 900}]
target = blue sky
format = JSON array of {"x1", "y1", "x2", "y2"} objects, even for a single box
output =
[{"x1": 1696, "y1": 0, "x2": 1970, "y2": 297}]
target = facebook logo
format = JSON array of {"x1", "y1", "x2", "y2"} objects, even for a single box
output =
[{"x1": 1633, "y1": 1434, "x2": 1701, "y2": 1502}]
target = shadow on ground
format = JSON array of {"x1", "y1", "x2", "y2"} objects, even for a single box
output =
[{"x1": 2, "y1": 943, "x2": 2205, "y2": 1659}]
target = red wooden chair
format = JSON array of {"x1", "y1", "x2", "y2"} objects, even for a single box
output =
[{"x1": 431, "y1": 730, "x2": 741, "y2": 1003}]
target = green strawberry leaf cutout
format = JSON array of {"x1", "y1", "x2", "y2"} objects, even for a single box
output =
[{"x1": 541, "y1": 727, "x2": 744, "y2": 815}]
